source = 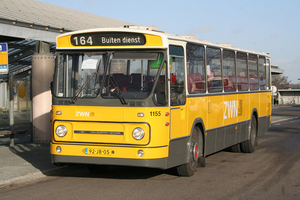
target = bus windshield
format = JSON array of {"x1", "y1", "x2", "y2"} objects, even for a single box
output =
[{"x1": 55, "y1": 51, "x2": 166, "y2": 103}]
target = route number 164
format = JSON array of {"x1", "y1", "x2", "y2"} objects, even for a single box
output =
[{"x1": 73, "y1": 36, "x2": 93, "y2": 46}]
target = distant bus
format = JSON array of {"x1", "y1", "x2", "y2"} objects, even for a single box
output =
[{"x1": 50, "y1": 26, "x2": 272, "y2": 176}]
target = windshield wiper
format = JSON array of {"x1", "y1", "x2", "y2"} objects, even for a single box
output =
[
  {"x1": 69, "y1": 72, "x2": 96, "y2": 104},
  {"x1": 101, "y1": 52, "x2": 127, "y2": 105},
  {"x1": 107, "y1": 74, "x2": 127, "y2": 105},
  {"x1": 69, "y1": 59, "x2": 102, "y2": 105}
]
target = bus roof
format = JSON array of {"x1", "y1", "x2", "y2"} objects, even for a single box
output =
[{"x1": 56, "y1": 26, "x2": 270, "y2": 57}]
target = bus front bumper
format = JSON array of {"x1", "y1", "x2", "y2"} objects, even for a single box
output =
[{"x1": 51, "y1": 143, "x2": 168, "y2": 169}]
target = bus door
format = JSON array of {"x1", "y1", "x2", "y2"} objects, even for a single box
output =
[{"x1": 169, "y1": 49, "x2": 186, "y2": 139}]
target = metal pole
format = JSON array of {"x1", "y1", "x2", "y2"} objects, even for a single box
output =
[
  {"x1": 9, "y1": 73, "x2": 14, "y2": 146},
  {"x1": 30, "y1": 70, "x2": 33, "y2": 143},
  {"x1": 17, "y1": 82, "x2": 19, "y2": 119}
]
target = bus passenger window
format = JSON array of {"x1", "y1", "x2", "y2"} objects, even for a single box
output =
[
  {"x1": 249, "y1": 54, "x2": 258, "y2": 90},
  {"x1": 207, "y1": 47, "x2": 222, "y2": 93},
  {"x1": 223, "y1": 50, "x2": 236, "y2": 92},
  {"x1": 237, "y1": 52, "x2": 248, "y2": 91},
  {"x1": 187, "y1": 43, "x2": 205, "y2": 93},
  {"x1": 259, "y1": 56, "x2": 266, "y2": 90},
  {"x1": 266, "y1": 59, "x2": 270, "y2": 89}
]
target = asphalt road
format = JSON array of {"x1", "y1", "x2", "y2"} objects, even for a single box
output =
[{"x1": 1, "y1": 108, "x2": 300, "y2": 199}]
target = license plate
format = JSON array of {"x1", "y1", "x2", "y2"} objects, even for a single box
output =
[{"x1": 84, "y1": 148, "x2": 114, "y2": 155}]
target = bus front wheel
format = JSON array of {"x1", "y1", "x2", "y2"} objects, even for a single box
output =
[{"x1": 177, "y1": 126, "x2": 204, "y2": 177}]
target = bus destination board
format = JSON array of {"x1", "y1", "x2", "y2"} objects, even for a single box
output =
[{"x1": 71, "y1": 32, "x2": 146, "y2": 46}]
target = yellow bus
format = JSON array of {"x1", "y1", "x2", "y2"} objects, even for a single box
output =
[{"x1": 50, "y1": 26, "x2": 272, "y2": 176}]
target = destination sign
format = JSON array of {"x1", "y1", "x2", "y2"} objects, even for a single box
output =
[{"x1": 70, "y1": 32, "x2": 146, "y2": 46}]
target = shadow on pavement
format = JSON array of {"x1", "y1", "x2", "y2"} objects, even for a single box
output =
[{"x1": 51, "y1": 164, "x2": 180, "y2": 180}]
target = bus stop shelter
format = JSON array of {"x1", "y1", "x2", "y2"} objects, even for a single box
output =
[{"x1": 0, "y1": 0, "x2": 132, "y2": 145}]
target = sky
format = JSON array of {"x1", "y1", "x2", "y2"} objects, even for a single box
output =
[{"x1": 38, "y1": 0, "x2": 300, "y2": 83}]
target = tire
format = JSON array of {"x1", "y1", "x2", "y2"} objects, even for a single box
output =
[
  {"x1": 229, "y1": 143, "x2": 241, "y2": 153},
  {"x1": 86, "y1": 164, "x2": 108, "y2": 174},
  {"x1": 177, "y1": 126, "x2": 205, "y2": 176},
  {"x1": 241, "y1": 116, "x2": 257, "y2": 153}
]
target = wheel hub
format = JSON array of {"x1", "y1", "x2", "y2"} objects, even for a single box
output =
[{"x1": 192, "y1": 142, "x2": 199, "y2": 161}]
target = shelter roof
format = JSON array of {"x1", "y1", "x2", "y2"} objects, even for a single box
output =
[
  {"x1": 0, "y1": 0, "x2": 131, "y2": 32},
  {"x1": 0, "y1": 0, "x2": 133, "y2": 75}
]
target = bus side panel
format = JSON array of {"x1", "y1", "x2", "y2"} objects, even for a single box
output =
[
  {"x1": 258, "y1": 116, "x2": 268, "y2": 136},
  {"x1": 248, "y1": 92, "x2": 259, "y2": 142},
  {"x1": 267, "y1": 92, "x2": 272, "y2": 116},
  {"x1": 170, "y1": 105, "x2": 187, "y2": 140},
  {"x1": 223, "y1": 94, "x2": 238, "y2": 126},
  {"x1": 238, "y1": 93, "x2": 250, "y2": 142},
  {"x1": 250, "y1": 93, "x2": 260, "y2": 116},
  {"x1": 186, "y1": 96, "x2": 207, "y2": 133},
  {"x1": 185, "y1": 92, "x2": 269, "y2": 157},
  {"x1": 206, "y1": 129, "x2": 217, "y2": 155},
  {"x1": 259, "y1": 92, "x2": 268, "y2": 117},
  {"x1": 206, "y1": 95, "x2": 224, "y2": 155},
  {"x1": 207, "y1": 96, "x2": 224, "y2": 130},
  {"x1": 257, "y1": 92, "x2": 272, "y2": 136},
  {"x1": 167, "y1": 96, "x2": 207, "y2": 167},
  {"x1": 223, "y1": 94, "x2": 239, "y2": 148},
  {"x1": 224, "y1": 124, "x2": 237, "y2": 148},
  {"x1": 186, "y1": 96, "x2": 208, "y2": 153},
  {"x1": 238, "y1": 93, "x2": 250, "y2": 123},
  {"x1": 167, "y1": 137, "x2": 189, "y2": 168},
  {"x1": 238, "y1": 121, "x2": 249, "y2": 143}
]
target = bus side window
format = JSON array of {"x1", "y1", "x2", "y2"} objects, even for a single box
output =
[
  {"x1": 170, "y1": 55, "x2": 186, "y2": 105},
  {"x1": 237, "y1": 52, "x2": 248, "y2": 91},
  {"x1": 153, "y1": 68, "x2": 167, "y2": 105},
  {"x1": 206, "y1": 47, "x2": 222, "y2": 93},
  {"x1": 249, "y1": 54, "x2": 258, "y2": 90},
  {"x1": 186, "y1": 43, "x2": 205, "y2": 93},
  {"x1": 168, "y1": 45, "x2": 185, "y2": 106},
  {"x1": 223, "y1": 50, "x2": 236, "y2": 92},
  {"x1": 266, "y1": 59, "x2": 270, "y2": 89},
  {"x1": 259, "y1": 56, "x2": 266, "y2": 90}
]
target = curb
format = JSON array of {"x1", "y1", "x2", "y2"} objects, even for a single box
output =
[
  {"x1": 271, "y1": 117, "x2": 300, "y2": 124},
  {"x1": 0, "y1": 165, "x2": 83, "y2": 188}
]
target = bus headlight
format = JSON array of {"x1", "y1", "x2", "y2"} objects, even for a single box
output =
[
  {"x1": 56, "y1": 125, "x2": 68, "y2": 137},
  {"x1": 132, "y1": 128, "x2": 145, "y2": 140}
]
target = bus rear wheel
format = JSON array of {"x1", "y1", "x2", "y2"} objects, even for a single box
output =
[
  {"x1": 177, "y1": 126, "x2": 204, "y2": 177},
  {"x1": 241, "y1": 116, "x2": 257, "y2": 153}
]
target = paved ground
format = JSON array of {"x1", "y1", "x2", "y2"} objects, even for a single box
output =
[{"x1": 0, "y1": 105, "x2": 298, "y2": 188}]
